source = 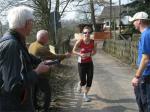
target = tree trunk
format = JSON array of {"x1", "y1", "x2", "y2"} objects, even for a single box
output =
[{"x1": 89, "y1": 0, "x2": 96, "y2": 32}]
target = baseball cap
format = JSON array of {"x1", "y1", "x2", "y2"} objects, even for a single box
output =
[{"x1": 129, "y1": 11, "x2": 149, "y2": 22}]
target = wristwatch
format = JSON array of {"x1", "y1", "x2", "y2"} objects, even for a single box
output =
[{"x1": 135, "y1": 75, "x2": 140, "y2": 79}]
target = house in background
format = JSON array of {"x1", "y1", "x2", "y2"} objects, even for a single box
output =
[
  {"x1": 97, "y1": 5, "x2": 129, "y2": 30},
  {"x1": 77, "y1": 23, "x2": 104, "y2": 33}
]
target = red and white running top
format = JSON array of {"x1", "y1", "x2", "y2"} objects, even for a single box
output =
[{"x1": 78, "y1": 39, "x2": 94, "y2": 63}]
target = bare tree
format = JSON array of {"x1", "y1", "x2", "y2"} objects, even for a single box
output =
[
  {"x1": 0, "y1": 0, "x2": 32, "y2": 36},
  {"x1": 30, "y1": 0, "x2": 74, "y2": 45},
  {"x1": 90, "y1": 0, "x2": 96, "y2": 30},
  {"x1": 73, "y1": 0, "x2": 109, "y2": 31}
]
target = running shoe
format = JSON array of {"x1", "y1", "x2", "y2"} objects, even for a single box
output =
[{"x1": 83, "y1": 94, "x2": 91, "y2": 102}]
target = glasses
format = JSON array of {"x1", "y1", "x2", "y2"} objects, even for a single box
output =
[{"x1": 82, "y1": 32, "x2": 92, "y2": 35}]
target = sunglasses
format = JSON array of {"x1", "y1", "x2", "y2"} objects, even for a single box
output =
[{"x1": 82, "y1": 32, "x2": 92, "y2": 34}]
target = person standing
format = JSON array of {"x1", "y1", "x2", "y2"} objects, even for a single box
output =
[
  {"x1": 28, "y1": 30, "x2": 71, "y2": 61},
  {"x1": 0, "y1": 6, "x2": 50, "y2": 112},
  {"x1": 130, "y1": 12, "x2": 150, "y2": 112},
  {"x1": 28, "y1": 30, "x2": 71, "y2": 112},
  {"x1": 72, "y1": 26, "x2": 96, "y2": 102}
]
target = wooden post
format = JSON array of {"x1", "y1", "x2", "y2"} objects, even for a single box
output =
[{"x1": 110, "y1": 0, "x2": 112, "y2": 39}]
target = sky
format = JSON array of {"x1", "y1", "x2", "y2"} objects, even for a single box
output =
[
  {"x1": 62, "y1": 0, "x2": 131, "y2": 20},
  {"x1": 112, "y1": 0, "x2": 131, "y2": 5},
  {"x1": 0, "y1": 0, "x2": 131, "y2": 24}
]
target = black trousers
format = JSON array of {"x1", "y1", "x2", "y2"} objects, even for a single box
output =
[
  {"x1": 33, "y1": 76, "x2": 51, "y2": 111},
  {"x1": 0, "y1": 87, "x2": 34, "y2": 112},
  {"x1": 78, "y1": 62, "x2": 94, "y2": 87}
]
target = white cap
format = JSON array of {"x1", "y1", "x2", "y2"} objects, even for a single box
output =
[{"x1": 129, "y1": 12, "x2": 149, "y2": 22}]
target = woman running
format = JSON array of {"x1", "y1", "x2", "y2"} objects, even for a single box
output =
[{"x1": 72, "y1": 26, "x2": 97, "y2": 102}]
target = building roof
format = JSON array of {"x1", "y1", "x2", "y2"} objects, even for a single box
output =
[{"x1": 100, "y1": 5, "x2": 127, "y2": 19}]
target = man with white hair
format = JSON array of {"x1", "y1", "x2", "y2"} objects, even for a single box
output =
[
  {"x1": 0, "y1": 6, "x2": 50, "y2": 112},
  {"x1": 28, "y1": 29, "x2": 71, "y2": 112},
  {"x1": 130, "y1": 12, "x2": 150, "y2": 112},
  {"x1": 29, "y1": 30, "x2": 70, "y2": 60}
]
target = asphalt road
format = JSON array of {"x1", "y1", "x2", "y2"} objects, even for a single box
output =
[{"x1": 52, "y1": 42, "x2": 138, "y2": 112}]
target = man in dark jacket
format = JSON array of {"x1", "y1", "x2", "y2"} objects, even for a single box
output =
[{"x1": 0, "y1": 6, "x2": 50, "y2": 112}]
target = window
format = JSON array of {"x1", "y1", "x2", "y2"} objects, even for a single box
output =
[{"x1": 106, "y1": 22, "x2": 109, "y2": 26}]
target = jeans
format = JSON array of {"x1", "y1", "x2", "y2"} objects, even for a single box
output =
[{"x1": 134, "y1": 77, "x2": 150, "y2": 112}]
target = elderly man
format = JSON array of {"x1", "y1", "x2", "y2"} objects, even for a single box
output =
[
  {"x1": 28, "y1": 30, "x2": 71, "y2": 112},
  {"x1": 0, "y1": 6, "x2": 50, "y2": 112},
  {"x1": 29, "y1": 30, "x2": 70, "y2": 61},
  {"x1": 130, "y1": 12, "x2": 150, "y2": 112}
]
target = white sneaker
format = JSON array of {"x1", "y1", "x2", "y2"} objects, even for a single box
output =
[
  {"x1": 83, "y1": 94, "x2": 91, "y2": 102},
  {"x1": 77, "y1": 82, "x2": 82, "y2": 93}
]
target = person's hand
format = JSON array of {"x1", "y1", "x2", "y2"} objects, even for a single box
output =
[
  {"x1": 131, "y1": 77, "x2": 139, "y2": 87},
  {"x1": 80, "y1": 53, "x2": 87, "y2": 58},
  {"x1": 65, "y1": 52, "x2": 71, "y2": 58},
  {"x1": 34, "y1": 62, "x2": 50, "y2": 74},
  {"x1": 80, "y1": 53, "x2": 91, "y2": 58}
]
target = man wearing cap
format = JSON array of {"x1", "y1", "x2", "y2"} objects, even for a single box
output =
[{"x1": 130, "y1": 12, "x2": 150, "y2": 112}]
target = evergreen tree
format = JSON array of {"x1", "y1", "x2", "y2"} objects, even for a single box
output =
[{"x1": 125, "y1": 0, "x2": 150, "y2": 16}]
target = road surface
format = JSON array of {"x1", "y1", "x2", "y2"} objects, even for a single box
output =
[{"x1": 51, "y1": 42, "x2": 138, "y2": 112}]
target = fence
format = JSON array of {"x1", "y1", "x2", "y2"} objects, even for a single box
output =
[{"x1": 103, "y1": 39, "x2": 138, "y2": 66}]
